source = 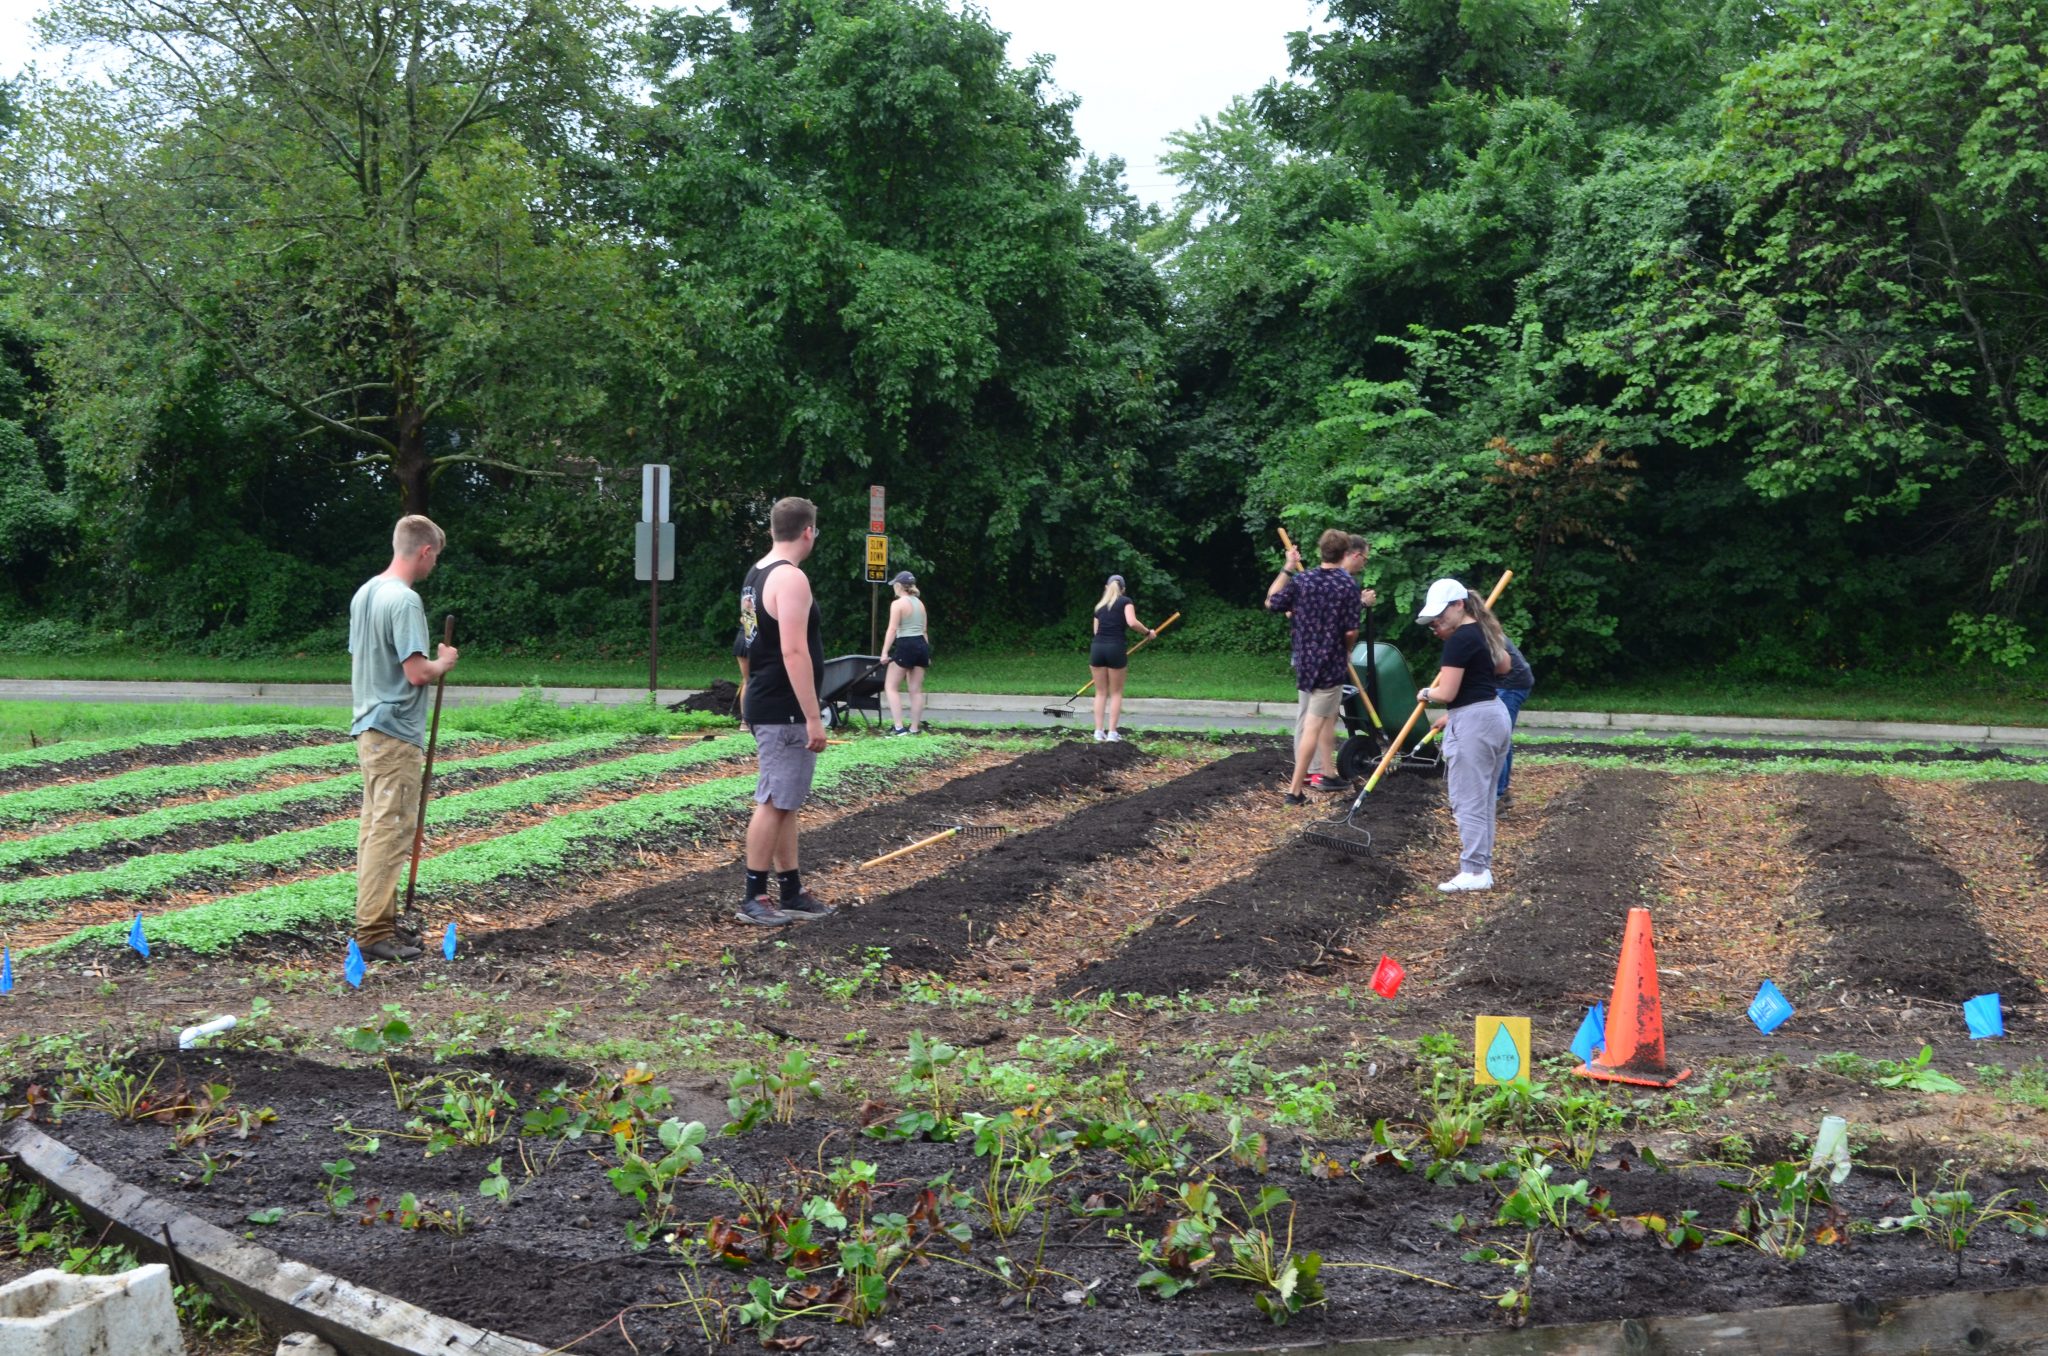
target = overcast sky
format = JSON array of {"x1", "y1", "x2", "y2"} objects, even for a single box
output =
[{"x1": 0, "y1": 1, "x2": 1327, "y2": 205}]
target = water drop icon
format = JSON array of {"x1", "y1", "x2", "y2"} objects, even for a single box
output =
[{"x1": 1484, "y1": 1022, "x2": 1522, "y2": 1081}]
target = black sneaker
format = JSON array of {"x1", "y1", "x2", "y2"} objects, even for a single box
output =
[
  {"x1": 735, "y1": 895, "x2": 794, "y2": 927},
  {"x1": 889, "y1": 726, "x2": 911, "y2": 737},
  {"x1": 362, "y1": 937, "x2": 422, "y2": 962},
  {"x1": 1307, "y1": 774, "x2": 1349, "y2": 794},
  {"x1": 1282, "y1": 792, "x2": 1308, "y2": 806},
  {"x1": 780, "y1": 890, "x2": 836, "y2": 920}
]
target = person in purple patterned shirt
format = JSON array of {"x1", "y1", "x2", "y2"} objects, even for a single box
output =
[{"x1": 1265, "y1": 529, "x2": 1363, "y2": 803}]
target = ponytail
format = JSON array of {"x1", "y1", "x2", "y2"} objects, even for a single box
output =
[
  {"x1": 1093, "y1": 577, "x2": 1124, "y2": 614},
  {"x1": 1464, "y1": 591, "x2": 1508, "y2": 670},
  {"x1": 895, "y1": 581, "x2": 920, "y2": 599}
]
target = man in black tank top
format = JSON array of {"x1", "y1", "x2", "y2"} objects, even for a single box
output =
[{"x1": 735, "y1": 497, "x2": 835, "y2": 927}]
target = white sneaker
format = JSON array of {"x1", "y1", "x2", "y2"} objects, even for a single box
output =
[
  {"x1": 1105, "y1": 730, "x2": 1122, "y2": 742},
  {"x1": 1438, "y1": 870, "x2": 1494, "y2": 893},
  {"x1": 1093, "y1": 730, "x2": 1107, "y2": 742}
]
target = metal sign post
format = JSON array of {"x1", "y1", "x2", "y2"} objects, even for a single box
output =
[
  {"x1": 637, "y1": 465, "x2": 674, "y2": 695},
  {"x1": 867, "y1": 485, "x2": 886, "y2": 655}
]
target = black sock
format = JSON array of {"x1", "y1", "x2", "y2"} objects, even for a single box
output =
[
  {"x1": 777, "y1": 869, "x2": 802, "y2": 903},
  {"x1": 744, "y1": 868, "x2": 770, "y2": 900}
]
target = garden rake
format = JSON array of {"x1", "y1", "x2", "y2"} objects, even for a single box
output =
[
  {"x1": 1042, "y1": 611, "x2": 1182, "y2": 717},
  {"x1": 859, "y1": 820, "x2": 1007, "y2": 869},
  {"x1": 400, "y1": 614, "x2": 456, "y2": 930},
  {"x1": 1306, "y1": 571, "x2": 1513, "y2": 857}
]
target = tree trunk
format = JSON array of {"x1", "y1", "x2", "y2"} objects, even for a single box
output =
[{"x1": 394, "y1": 398, "x2": 430, "y2": 515}]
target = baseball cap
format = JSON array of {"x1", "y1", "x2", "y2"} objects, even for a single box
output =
[
  {"x1": 1416, "y1": 578, "x2": 1468, "y2": 621},
  {"x1": 889, "y1": 571, "x2": 916, "y2": 586}
]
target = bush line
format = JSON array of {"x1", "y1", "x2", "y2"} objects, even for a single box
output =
[
  {"x1": 31, "y1": 735, "x2": 962, "y2": 956},
  {"x1": 0, "y1": 733, "x2": 638, "y2": 872},
  {"x1": 0, "y1": 735, "x2": 752, "y2": 919}
]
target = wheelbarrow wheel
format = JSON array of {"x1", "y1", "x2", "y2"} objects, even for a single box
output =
[{"x1": 1335, "y1": 734, "x2": 1383, "y2": 783}]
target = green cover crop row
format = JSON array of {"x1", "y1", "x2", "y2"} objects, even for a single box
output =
[
  {"x1": 32, "y1": 735, "x2": 962, "y2": 955},
  {"x1": 0, "y1": 734, "x2": 497, "y2": 826},
  {"x1": 1516, "y1": 752, "x2": 2048, "y2": 781},
  {"x1": 0, "y1": 723, "x2": 329, "y2": 774},
  {"x1": 0, "y1": 733, "x2": 637, "y2": 872},
  {"x1": 0, "y1": 735, "x2": 750, "y2": 918}
]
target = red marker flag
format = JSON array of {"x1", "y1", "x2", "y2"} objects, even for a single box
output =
[{"x1": 1370, "y1": 954, "x2": 1405, "y2": 999}]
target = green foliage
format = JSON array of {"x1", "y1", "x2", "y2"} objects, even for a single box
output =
[
  {"x1": 0, "y1": 738, "x2": 429, "y2": 826},
  {"x1": 0, "y1": 734, "x2": 746, "y2": 917},
  {"x1": 32, "y1": 734, "x2": 961, "y2": 954},
  {"x1": 0, "y1": 722, "x2": 313, "y2": 774}
]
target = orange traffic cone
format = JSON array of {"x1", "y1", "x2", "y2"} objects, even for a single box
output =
[{"x1": 1575, "y1": 907, "x2": 1691, "y2": 1088}]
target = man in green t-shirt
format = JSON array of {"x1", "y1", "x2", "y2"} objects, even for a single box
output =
[{"x1": 348, "y1": 515, "x2": 458, "y2": 961}]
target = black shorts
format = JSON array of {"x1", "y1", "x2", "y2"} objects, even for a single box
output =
[
  {"x1": 890, "y1": 636, "x2": 931, "y2": 669},
  {"x1": 1089, "y1": 641, "x2": 1127, "y2": 670}
]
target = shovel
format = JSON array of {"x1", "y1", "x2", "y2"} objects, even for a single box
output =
[{"x1": 400, "y1": 614, "x2": 455, "y2": 929}]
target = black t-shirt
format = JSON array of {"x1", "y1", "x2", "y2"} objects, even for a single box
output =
[
  {"x1": 1094, "y1": 599, "x2": 1135, "y2": 647},
  {"x1": 742, "y1": 559, "x2": 824, "y2": 725},
  {"x1": 1438, "y1": 623, "x2": 1500, "y2": 709}
]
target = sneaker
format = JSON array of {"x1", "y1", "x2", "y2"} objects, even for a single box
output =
[
  {"x1": 889, "y1": 726, "x2": 911, "y2": 737},
  {"x1": 1495, "y1": 792, "x2": 1513, "y2": 812},
  {"x1": 1307, "y1": 773, "x2": 1348, "y2": 794},
  {"x1": 1105, "y1": 730, "x2": 1123, "y2": 742},
  {"x1": 779, "y1": 890, "x2": 836, "y2": 920},
  {"x1": 1437, "y1": 870, "x2": 1495, "y2": 893},
  {"x1": 362, "y1": 937, "x2": 422, "y2": 962},
  {"x1": 1282, "y1": 792, "x2": 1308, "y2": 806},
  {"x1": 1093, "y1": 730, "x2": 1107, "y2": 742},
  {"x1": 735, "y1": 895, "x2": 795, "y2": 926}
]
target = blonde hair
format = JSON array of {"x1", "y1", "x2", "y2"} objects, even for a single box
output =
[
  {"x1": 894, "y1": 580, "x2": 920, "y2": 598},
  {"x1": 1093, "y1": 577, "x2": 1124, "y2": 614},
  {"x1": 1462, "y1": 591, "x2": 1508, "y2": 669},
  {"x1": 393, "y1": 515, "x2": 444, "y2": 557}
]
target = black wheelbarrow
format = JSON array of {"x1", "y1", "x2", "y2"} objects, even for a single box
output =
[{"x1": 818, "y1": 654, "x2": 888, "y2": 730}]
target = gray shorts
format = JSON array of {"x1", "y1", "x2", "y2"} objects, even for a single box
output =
[{"x1": 752, "y1": 724, "x2": 819, "y2": 811}]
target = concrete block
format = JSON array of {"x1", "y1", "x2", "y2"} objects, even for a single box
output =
[{"x1": 0, "y1": 1263, "x2": 184, "y2": 1356}]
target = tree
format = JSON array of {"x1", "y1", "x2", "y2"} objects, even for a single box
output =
[{"x1": 11, "y1": 0, "x2": 632, "y2": 514}]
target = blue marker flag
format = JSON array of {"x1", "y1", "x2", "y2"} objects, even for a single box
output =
[
  {"x1": 442, "y1": 922, "x2": 458, "y2": 962},
  {"x1": 1748, "y1": 980, "x2": 1795, "y2": 1035},
  {"x1": 1964, "y1": 992, "x2": 2004, "y2": 1040},
  {"x1": 1, "y1": 947, "x2": 12, "y2": 995},
  {"x1": 128, "y1": 913, "x2": 149, "y2": 958},
  {"x1": 344, "y1": 939, "x2": 366, "y2": 989},
  {"x1": 1570, "y1": 1003, "x2": 1606, "y2": 1064}
]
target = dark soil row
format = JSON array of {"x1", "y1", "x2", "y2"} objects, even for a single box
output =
[
  {"x1": 1790, "y1": 775, "x2": 2034, "y2": 1005},
  {"x1": 39, "y1": 1049, "x2": 2048, "y2": 1356},
  {"x1": 0, "y1": 729, "x2": 347, "y2": 793},
  {"x1": 1531, "y1": 740, "x2": 2035, "y2": 765},
  {"x1": 1062, "y1": 769, "x2": 1443, "y2": 998},
  {"x1": 1444, "y1": 769, "x2": 1671, "y2": 1008},
  {"x1": 474, "y1": 738, "x2": 1150, "y2": 958},
  {"x1": 0, "y1": 738, "x2": 684, "y2": 882},
  {"x1": 782, "y1": 744, "x2": 1283, "y2": 976}
]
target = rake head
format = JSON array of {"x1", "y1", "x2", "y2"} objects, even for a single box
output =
[
  {"x1": 934, "y1": 822, "x2": 1007, "y2": 840},
  {"x1": 1042, "y1": 706, "x2": 1074, "y2": 718},
  {"x1": 1303, "y1": 818, "x2": 1375, "y2": 856}
]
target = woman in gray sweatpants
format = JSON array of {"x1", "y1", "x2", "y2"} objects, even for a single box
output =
[{"x1": 1414, "y1": 578, "x2": 1514, "y2": 892}]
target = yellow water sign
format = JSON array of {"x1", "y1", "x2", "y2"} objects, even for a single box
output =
[
  {"x1": 1474, "y1": 1016, "x2": 1531, "y2": 1086},
  {"x1": 865, "y1": 533, "x2": 889, "y2": 583}
]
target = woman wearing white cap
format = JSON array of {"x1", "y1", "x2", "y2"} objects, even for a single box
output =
[
  {"x1": 1089, "y1": 574, "x2": 1155, "y2": 742},
  {"x1": 881, "y1": 571, "x2": 930, "y2": 735},
  {"x1": 1414, "y1": 578, "x2": 1513, "y2": 891}
]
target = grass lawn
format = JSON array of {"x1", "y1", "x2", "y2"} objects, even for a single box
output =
[{"x1": 0, "y1": 648, "x2": 2042, "y2": 729}]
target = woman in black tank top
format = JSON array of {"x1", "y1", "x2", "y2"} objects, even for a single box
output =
[{"x1": 1088, "y1": 574, "x2": 1153, "y2": 742}]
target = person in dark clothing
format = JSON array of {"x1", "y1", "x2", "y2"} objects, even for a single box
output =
[
  {"x1": 731, "y1": 627, "x2": 749, "y2": 724},
  {"x1": 1415, "y1": 579, "x2": 1512, "y2": 892},
  {"x1": 1495, "y1": 636, "x2": 1535, "y2": 802},
  {"x1": 1089, "y1": 575, "x2": 1155, "y2": 742},
  {"x1": 735, "y1": 497, "x2": 834, "y2": 927},
  {"x1": 1265, "y1": 529, "x2": 1362, "y2": 803}
]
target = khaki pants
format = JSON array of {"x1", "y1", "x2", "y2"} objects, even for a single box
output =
[{"x1": 356, "y1": 730, "x2": 423, "y2": 943}]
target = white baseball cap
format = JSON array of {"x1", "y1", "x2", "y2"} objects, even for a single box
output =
[{"x1": 1416, "y1": 578, "x2": 1469, "y2": 621}]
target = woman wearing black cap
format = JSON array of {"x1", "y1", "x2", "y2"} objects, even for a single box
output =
[
  {"x1": 1089, "y1": 574, "x2": 1155, "y2": 742},
  {"x1": 881, "y1": 571, "x2": 930, "y2": 735}
]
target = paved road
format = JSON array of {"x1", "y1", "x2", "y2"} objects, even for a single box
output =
[{"x1": 0, "y1": 678, "x2": 2040, "y2": 747}]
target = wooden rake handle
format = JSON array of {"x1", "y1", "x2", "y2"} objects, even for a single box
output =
[
  {"x1": 861, "y1": 827, "x2": 959, "y2": 870},
  {"x1": 403, "y1": 614, "x2": 457, "y2": 914},
  {"x1": 1364, "y1": 570, "x2": 1515, "y2": 792}
]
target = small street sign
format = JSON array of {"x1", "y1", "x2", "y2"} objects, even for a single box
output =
[
  {"x1": 636, "y1": 520, "x2": 676, "y2": 582},
  {"x1": 865, "y1": 533, "x2": 889, "y2": 583},
  {"x1": 642, "y1": 464, "x2": 670, "y2": 523},
  {"x1": 869, "y1": 484, "x2": 885, "y2": 534}
]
